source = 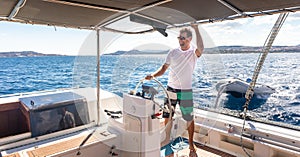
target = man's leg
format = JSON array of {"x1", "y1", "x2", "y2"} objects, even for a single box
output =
[
  {"x1": 163, "y1": 117, "x2": 174, "y2": 157},
  {"x1": 177, "y1": 89, "x2": 197, "y2": 156},
  {"x1": 161, "y1": 106, "x2": 176, "y2": 157},
  {"x1": 161, "y1": 98, "x2": 176, "y2": 151},
  {"x1": 187, "y1": 120, "x2": 195, "y2": 150}
]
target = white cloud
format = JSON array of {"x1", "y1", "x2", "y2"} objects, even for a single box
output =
[
  {"x1": 274, "y1": 23, "x2": 300, "y2": 46},
  {"x1": 200, "y1": 12, "x2": 300, "y2": 47},
  {"x1": 288, "y1": 12, "x2": 300, "y2": 19},
  {"x1": 0, "y1": 33, "x2": 6, "y2": 36},
  {"x1": 251, "y1": 14, "x2": 279, "y2": 25}
]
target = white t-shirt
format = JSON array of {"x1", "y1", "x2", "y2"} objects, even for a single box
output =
[{"x1": 165, "y1": 46, "x2": 198, "y2": 89}]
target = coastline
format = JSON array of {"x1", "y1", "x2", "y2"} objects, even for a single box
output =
[{"x1": 1, "y1": 49, "x2": 300, "y2": 58}]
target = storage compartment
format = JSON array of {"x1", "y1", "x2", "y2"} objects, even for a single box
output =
[
  {"x1": 272, "y1": 150, "x2": 298, "y2": 157},
  {"x1": 0, "y1": 102, "x2": 30, "y2": 138},
  {"x1": 20, "y1": 92, "x2": 90, "y2": 137},
  {"x1": 220, "y1": 134, "x2": 254, "y2": 156}
]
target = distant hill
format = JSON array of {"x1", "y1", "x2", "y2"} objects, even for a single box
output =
[
  {"x1": 106, "y1": 49, "x2": 169, "y2": 55},
  {"x1": 106, "y1": 45, "x2": 300, "y2": 55},
  {"x1": 5, "y1": 45, "x2": 298, "y2": 57},
  {"x1": 206, "y1": 45, "x2": 300, "y2": 53},
  {"x1": 0, "y1": 51, "x2": 64, "y2": 58}
]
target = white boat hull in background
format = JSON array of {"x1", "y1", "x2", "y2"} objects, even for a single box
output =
[{"x1": 216, "y1": 78, "x2": 275, "y2": 96}]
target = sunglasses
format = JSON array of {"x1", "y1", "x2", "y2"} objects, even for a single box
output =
[{"x1": 177, "y1": 36, "x2": 187, "y2": 40}]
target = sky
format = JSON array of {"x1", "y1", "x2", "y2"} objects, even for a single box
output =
[{"x1": 1, "y1": 12, "x2": 300, "y2": 56}]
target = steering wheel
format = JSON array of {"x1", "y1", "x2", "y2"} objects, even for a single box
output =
[{"x1": 130, "y1": 78, "x2": 173, "y2": 122}]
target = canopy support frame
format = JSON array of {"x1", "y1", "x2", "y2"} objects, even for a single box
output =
[
  {"x1": 8, "y1": 0, "x2": 26, "y2": 20},
  {"x1": 217, "y1": 0, "x2": 243, "y2": 14},
  {"x1": 44, "y1": 0, "x2": 174, "y2": 29},
  {"x1": 44, "y1": 0, "x2": 128, "y2": 13},
  {"x1": 96, "y1": 29, "x2": 101, "y2": 126},
  {"x1": 96, "y1": 0, "x2": 173, "y2": 29}
]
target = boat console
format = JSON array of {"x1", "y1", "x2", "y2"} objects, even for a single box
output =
[
  {"x1": 107, "y1": 80, "x2": 187, "y2": 157},
  {"x1": 107, "y1": 84, "x2": 163, "y2": 156}
]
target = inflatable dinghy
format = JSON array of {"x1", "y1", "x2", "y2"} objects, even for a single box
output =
[{"x1": 216, "y1": 78, "x2": 275, "y2": 96}]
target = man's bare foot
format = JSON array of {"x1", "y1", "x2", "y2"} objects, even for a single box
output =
[
  {"x1": 189, "y1": 148, "x2": 198, "y2": 157},
  {"x1": 166, "y1": 153, "x2": 174, "y2": 157}
]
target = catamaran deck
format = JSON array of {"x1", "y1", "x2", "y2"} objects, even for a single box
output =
[
  {"x1": 3, "y1": 132, "x2": 235, "y2": 157},
  {"x1": 162, "y1": 142, "x2": 236, "y2": 157}
]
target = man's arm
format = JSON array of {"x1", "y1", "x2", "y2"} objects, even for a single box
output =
[
  {"x1": 191, "y1": 24, "x2": 204, "y2": 57},
  {"x1": 145, "y1": 63, "x2": 169, "y2": 80}
]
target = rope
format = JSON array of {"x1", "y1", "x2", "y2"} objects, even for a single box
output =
[{"x1": 240, "y1": 12, "x2": 289, "y2": 157}]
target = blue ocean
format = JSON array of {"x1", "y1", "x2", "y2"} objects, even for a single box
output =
[{"x1": 0, "y1": 53, "x2": 299, "y2": 127}]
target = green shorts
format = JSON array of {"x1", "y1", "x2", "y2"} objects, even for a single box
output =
[{"x1": 163, "y1": 86, "x2": 194, "y2": 121}]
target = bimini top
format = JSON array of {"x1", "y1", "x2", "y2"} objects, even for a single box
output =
[{"x1": 1, "y1": 0, "x2": 300, "y2": 31}]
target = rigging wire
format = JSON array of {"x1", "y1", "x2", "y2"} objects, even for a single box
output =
[{"x1": 240, "y1": 12, "x2": 289, "y2": 157}]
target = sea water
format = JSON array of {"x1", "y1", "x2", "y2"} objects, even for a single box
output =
[{"x1": 0, "y1": 53, "x2": 299, "y2": 126}]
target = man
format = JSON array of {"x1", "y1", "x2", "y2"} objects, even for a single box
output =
[
  {"x1": 145, "y1": 24, "x2": 204, "y2": 157},
  {"x1": 60, "y1": 107, "x2": 76, "y2": 129}
]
